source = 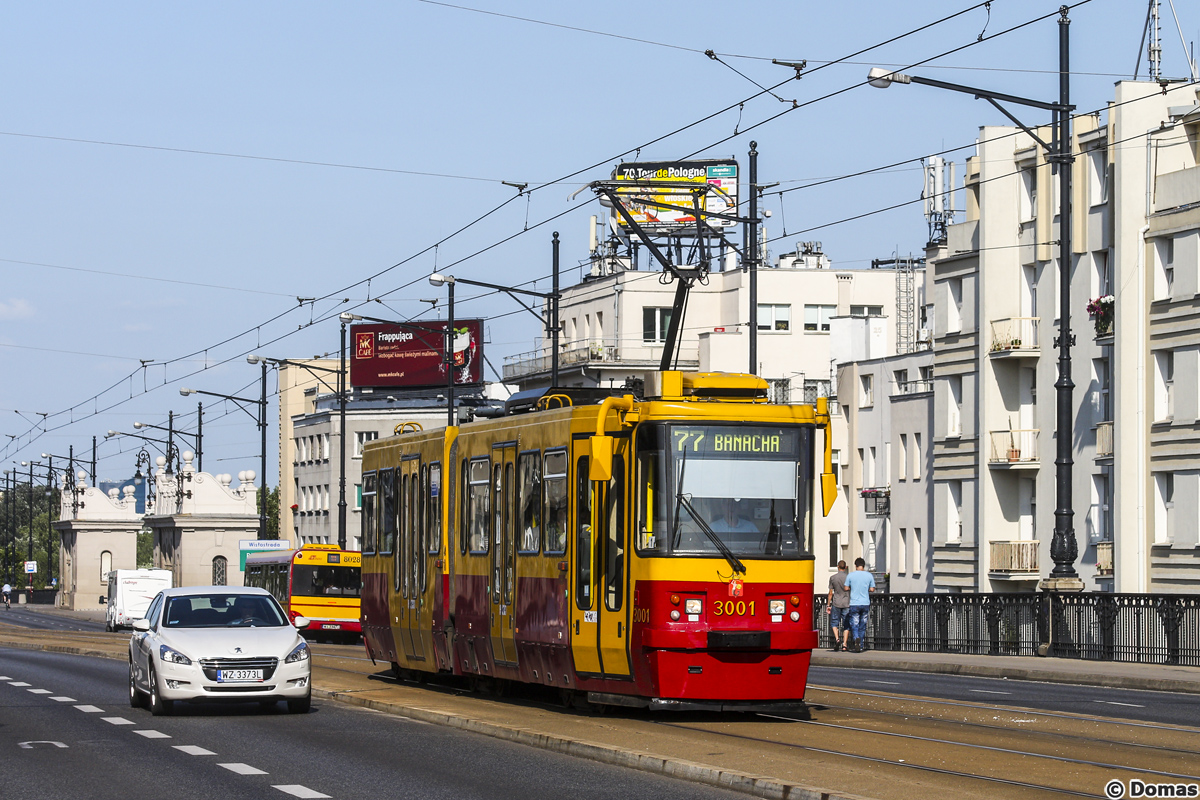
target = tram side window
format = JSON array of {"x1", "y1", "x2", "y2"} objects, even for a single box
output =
[
  {"x1": 544, "y1": 451, "x2": 568, "y2": 553},
  {"x1": 380, "y1": 469, "x2": 396, "y2": 554},
  {"x1": 636, "y1": 445, "x2": 665, "y2": 555},
  {"x1": 428, "y1": 462, "x2": 442, "y2": 555},
  {"x1": 362, "y1": 472, "x2": 377, "y2": 553},
  {"x1": 575, "y1": 455, "x2": 593, "y2": 611},
  {"x1": 604, "y1": 458, "x2": 625, "y2": 613},
  {"x1": 468, "y1": 458, "x2": 490, "y2": 554},
  {"x1": 517, "y1": 451, "x2": 541, "y2": 554},
  {"x1": 459, "y1": 459, "x2": 469, "y2": 555}
]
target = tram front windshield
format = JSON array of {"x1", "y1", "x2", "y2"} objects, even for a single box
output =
[
  {"x1": 635, "y1": 423, "x2": 812, "y2": 558},
  {"x1": 292, "y1": 564, "x2": 362, "y2": 598}
]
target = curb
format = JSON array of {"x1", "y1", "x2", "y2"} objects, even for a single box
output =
[
  {"x1": 313, "y1": 687, "x2": 869, "y2": 800},
  {"x1": 810, "y1": 655, "x2": 1200, "y2": 695}
]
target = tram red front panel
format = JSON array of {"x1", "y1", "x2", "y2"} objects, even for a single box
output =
[{"x1": 630, "y1": 580, "x2": 817, "y2": 701}]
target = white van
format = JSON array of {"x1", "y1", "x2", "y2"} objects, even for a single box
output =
[{"x1": 105, "y1": 569, "x2": 173, "y2": 632}]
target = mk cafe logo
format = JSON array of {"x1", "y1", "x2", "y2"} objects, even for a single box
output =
[{"x1": 355, "y1": 332, "x2": 375, "y2": 359}]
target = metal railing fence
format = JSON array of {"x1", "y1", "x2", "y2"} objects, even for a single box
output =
[{"x1": 815, "y1": 593, "x2": 1200, "y2": 666}]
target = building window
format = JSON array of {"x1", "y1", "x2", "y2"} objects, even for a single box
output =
[
  {"x1": 1154, "y1": 472, "x2": 1174, "y2": 544},
  {"x1": 1087, "y1": 147, "x2": 1107, "y2": 206},
  {"x1": 1154, "y1": 237, "x2": 1174, "y2": 300},
  {"x1": 100, "y1": 551, "x2": 112, "y2": 583},
  {"x1": 912, "y1": 528, "x2": 922, "y2": 575},
  {"x1": 859, "y1": 374, "x2": 873, "y2": 407},
  {"x1": 1091, "y1": 474, "x2": 1112, "y2": 543},
  {"x1": 948, "y1": 481, "x2": 963, "y2": 543},
  {"x1": 946, "y1": 278, "x2": 963, "y2": 333},
  {"x1": 893, "y1": 369, "x2": 908, "y2": 395},
  {"x1": 948, "y1": 375, "x2": 963, "y2": 437},
  {"x1": 898, "y1": 434, "x2": 908, "y2": 481},
  {"x1": 1092, "y1": 250, "x2": 1111, "y2": 298},
  {"x1": 757, "y1": 303, "x2": 791, "y2": 332},
  {"x1": 912, "y1": 433, "x2": 922, "y2": 481},
  {"x1": 354, "y1": 430, "x2": 378, "y2": 457},
  {"x1": 212, "y1": 556, "x2": 227, "y2": 587},
  {"x1": 898, "y1": 528, "x2": 908, "y2": 574},
  {"x1": 849, "y1": 305, "x2": 884, "y2": 316},
  {"x1": 1019, "y1": 164, "x2": 1036, "y2": 222},
  {"x1": 642, "y1": 307, "x2": 673, "y2": 343},
  {"x1": 354, "y1": 483, "x2": 362, "y2": 510},
  {"x1": 830, "y1": 450, "x2": 840, "y2": 484},
  {"x1": 1154, "y1": 350, "x2": 1174, "y2": 421},
  {"x1": 768, "y1": 378, "x2": 791, "y2": 404},
  {"x1": 803, "y1": 304, "x2": 835, "y2": 332},
  {"x1": 828, "y1": 532, "x2": 840, "y2": 568},
  {"x1": 803, "y1": 379, "x2": 831, "y2": 404}
]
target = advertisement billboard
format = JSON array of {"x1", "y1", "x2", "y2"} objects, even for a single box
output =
[
  {"x1": 349, "y1": 319, "x2": 483, "y2": 389},
  {"x1": 610, "y1": 160, "x2": 738, "y2": 233}
]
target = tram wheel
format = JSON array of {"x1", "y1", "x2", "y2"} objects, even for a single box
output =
[{"x1": 390, "y1": 662, "x2": 403, "y2": 681}]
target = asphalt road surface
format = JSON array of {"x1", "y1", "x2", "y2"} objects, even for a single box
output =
[
  {"x1": 0, "y1": 604, "x2": 106, "y2": 633},
  {"x1": 809, "y1": 663, "x2": 1200, "y2": 727},
  {"x1": 0, "y1": 647, "x2": 749, "y2": 800}
]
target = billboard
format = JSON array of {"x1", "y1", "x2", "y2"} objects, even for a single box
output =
[
  {"x1": 610, "y1": 160, "x2": 738, "y2": 233},
  {"x1": 349, "y1": 319, "x2": 483, "y2": 389}
]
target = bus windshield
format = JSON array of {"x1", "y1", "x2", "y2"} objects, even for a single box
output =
[
  {"x1": 635, "y1": 423, "x2": 812, "y2": 559},
  {"x1": 292, "y1": 565, "x2": 362, "y2": 598}
]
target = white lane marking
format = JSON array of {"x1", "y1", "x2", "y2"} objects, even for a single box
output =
[
  {"x1": 1096, "y1": 700, "x2": 1146, "y2": 708},
  {"x1": 0, "y1": 676, "x2": 11, "y2": 680},
  {"x1": 220, "y1": 763, "x2": 269, "y2": 775},
  {"x1": 174, "y1": 745, "x2": 216, "y2": 756},
  {"x1": 50, "y1": 696, "x2": 76, "y2": 702},
  {"x1": 102, "y1": 717, "x2": 135, "y2": 725},
  {"x1": 18, "y1": 741, "x2": 68, "y2": 749},
  {"x1": 865, "y1": 680, "x2": 900, "y2": 685},
  {"x1": 75, "y1": 705, "x2": 104, "y2": 712},
  {"x1": 27, "y1": 688, "x2": 52, "y2": 694},
  {"x1": 272, "y1": 786, "x2": 330, "y2": 799},
  {"x1": 8, "y1": 681, "x2": 31, "y2": 687},
  {"x1": 135, "y1": 730, "x2": 171, "y2": 739},
  {"x1": 969, "y1": 689, "x2": 1011, "y2": 695}
]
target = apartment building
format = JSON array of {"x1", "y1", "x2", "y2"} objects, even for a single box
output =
[{"x1": 929, "y1": 80, "x2": 1200, "y2": 592}]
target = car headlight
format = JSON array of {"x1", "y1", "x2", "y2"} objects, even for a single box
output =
[
  {"x1": 684, "y1": 598, "x2": 702, "y2": 615},
  {"x1": 769, "y1": 599, "x2": 786, "y2": 615},
  {"x1": 285, "y1": 641, "x2": 310, "y2": 664},
  {"x1": 159, "y1": 644, "x2": 192, "y2": 665}
]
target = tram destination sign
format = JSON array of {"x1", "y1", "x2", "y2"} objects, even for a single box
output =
[
  {"x1": 349, "y1": 319, "x2": 483, "y2": 389},
  {"x1": 671, "y1": 426, "x2": 798, "y2": 457},
  {"x1": 610, "y1": 159, "x2": 738, "y2": 233}
]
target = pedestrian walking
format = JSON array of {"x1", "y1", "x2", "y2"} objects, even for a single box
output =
[
  {"x1": 844, "y1": 557, "x2": 876, "y2": 653},
  {"x1": 827, "y1": 561, "x2": 850, "y2": 651}
]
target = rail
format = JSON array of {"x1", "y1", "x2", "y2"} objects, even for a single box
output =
[
  {"x1": 988, "y1": 429, "x2": 1039, "y2": 463},
  {"x1": 815, "y1": 593, "x2": 1200, "y2": 665},
  {"x1": 989, "y1": 541, "x2": 1039, "y2": 574},
  {"x1": 1095, "y1": 420, "x2": 1113, "y2": 458},
  {"x1": 502, "y1": 339, "x2": 699, "y2": 380},
  {"x1": 988, "y1": 317, "x2": 1040, "y2": 353}
]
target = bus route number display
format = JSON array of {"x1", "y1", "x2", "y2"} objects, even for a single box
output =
[{"x1": 671, "y1": 427, "x2": 794, "y2": 455}]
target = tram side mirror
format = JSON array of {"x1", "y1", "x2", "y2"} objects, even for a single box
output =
[
  {"x1": 821, "y1": 472, "x2": 837, "y2": 517},
  {"x1": 589, "y1": 435, "x2": 614, "y2": 482}
]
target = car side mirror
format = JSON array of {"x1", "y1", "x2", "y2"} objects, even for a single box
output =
[
  {"x1": 132, "y1": 619, "x2": 150, "y2": 632},
  {"x1": 292, "y1": 616, "x2": 310, "y2": 629}
]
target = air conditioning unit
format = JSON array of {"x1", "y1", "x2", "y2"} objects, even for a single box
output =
[{"x1": 917, "y1": 328, "x2": 933, "y2": 343}]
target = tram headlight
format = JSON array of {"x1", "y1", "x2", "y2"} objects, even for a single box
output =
[
  {"x1": 670, "y1": 610, "x2": 681, "y2": 621},
  {"x1": 684, "y1": 598, "x2": 702, "y2": 615},
  {"x1": 769, "y1": 599, "x2": 786, "y2": 615},
  {"x1": 789, "y1": 611, "x2": 801, "y2": 622}
]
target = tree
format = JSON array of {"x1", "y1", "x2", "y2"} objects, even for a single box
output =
[{"x1": 264, "y1": 485, "x2": 280, "y2": 539}]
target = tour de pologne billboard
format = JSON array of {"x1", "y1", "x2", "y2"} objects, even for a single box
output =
[
  {"x1": 349, "y1": 319, "x2": 484, "y2": 389},
  {"x1": 610, "y1": 159, "x2": 738, "y2": 233}
]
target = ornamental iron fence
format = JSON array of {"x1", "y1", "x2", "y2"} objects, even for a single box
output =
[{"x1": 815, "y1": 593, "x2": 1200, "y2": 666}]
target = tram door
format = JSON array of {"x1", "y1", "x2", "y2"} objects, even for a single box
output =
[
  {"x1": 569, "y1": 440, "x2": 601, "y2": 674},
  {"x1": 489, "y1": 443, "x2": 518, "y2": 665},
  {"x1": 596, "y1": 441, "x2": 631, "y2": 678},
  {"x1": 397, "y1": 455, "x2": 425, "y2": 661}
]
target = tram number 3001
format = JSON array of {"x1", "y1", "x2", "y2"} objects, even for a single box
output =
[{"x1": 712, "y1": 600, "x2": 755, "y2": 617}]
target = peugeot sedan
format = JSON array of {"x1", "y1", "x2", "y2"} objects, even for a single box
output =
[{"x1": 128, "y1": 586, "x2": 312, "y2": 715}]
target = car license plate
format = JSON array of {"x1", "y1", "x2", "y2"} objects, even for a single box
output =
[
  {"x1": 321, "y1": 624, "x2": 341, "y2": 630},
  {"x1": 217, "y1": 669, "x2": 262, "y2": 683}
]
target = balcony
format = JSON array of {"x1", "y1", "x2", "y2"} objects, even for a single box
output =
[
  {"x1": 988, "y1": 317, "x2": 1040, "y2": 358},
  {"x1": 988, "y1": 540, "x2": 1040, "y2": 580},
  {"x1": 502, "y1": 339, "x2": 698, "y2": 382},
  {"x1": 987, "y1": 429, "x2": 1039, "y2": 467},
  {"x1": 1095, "y1": 420, "x2": 1113, "y2": 459},
  {"x1": 1095, "y1": 541, "x2": 1114, "y2": 577},
  {"x1": 860, "y1": 487, "x2": 890, "y2": 518},
  {"x1": 893, "y1": 379, "x2": 933, "y2": 396}
]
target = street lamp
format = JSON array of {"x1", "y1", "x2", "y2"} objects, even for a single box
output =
[
  {"x1": 180, "y1": 377, "x2": 269, "y2": 539},
  {"x1": 249, "y1": 353, "x2": 348, "y2": 550},
  {"x1": 19, "y1": 459, "x2": 46, "y2": 591},
  {"x1": 429, "y1": 234, "x2": 562, "y2": 423},
  {"x1": 867, "y1": 8, "x2": 1080, "y2": 584},
  {"x1": 133, "y1": 411, "x2": 202, "y2": 472}
]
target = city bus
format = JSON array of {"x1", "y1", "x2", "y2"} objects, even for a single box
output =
[{"x1": 245, "y1": 544, "x2": 362, "y2": 642}]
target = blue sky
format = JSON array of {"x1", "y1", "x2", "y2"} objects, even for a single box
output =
[{"x1": 0, "y1": 0, "x2": 1193, "y2": 485}]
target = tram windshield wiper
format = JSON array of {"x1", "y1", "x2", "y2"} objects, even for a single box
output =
[{"x1": 676, "y1": 494, "x2": 747, "y2": 576}]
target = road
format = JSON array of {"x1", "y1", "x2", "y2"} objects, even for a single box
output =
[
  {"x1": 0, "y1": 647, "x2": 748, "y2": 800},
  {"x1": 0, "y1": 604, "x2": 106, "y2": 632}
]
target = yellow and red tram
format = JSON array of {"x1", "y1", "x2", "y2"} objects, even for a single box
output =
[
  {"x1": 245, "y1": 544, "x2": 362, "y2": 641},
  {"x1": 360, "y1": 371, "x2": 835, "y2": 710}
]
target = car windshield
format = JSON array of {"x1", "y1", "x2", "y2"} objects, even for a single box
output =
[{"x1": 163, "y1": 594, "x2": 288, "y2": 628}]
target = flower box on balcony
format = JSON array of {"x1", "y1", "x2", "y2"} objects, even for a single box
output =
[{"x1": 1087, "y1": 295, "x2": 1114, "y2": 337}]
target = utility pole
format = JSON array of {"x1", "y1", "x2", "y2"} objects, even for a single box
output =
[{"x1": 748, "y1": 141, "x2": 759, "y2": 376}]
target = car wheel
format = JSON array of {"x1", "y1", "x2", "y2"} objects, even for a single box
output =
[
  {"x1": 128, "y1": 662, "x2": 146, "y2": 708},
  {"x1": 286, "y1": 690, "x2": 311, "y2": 714},
  {"x1": 148, "y1": 664, "x2": 173, "y2": 716},
  {"x1": 106, "y1": 621, "x2": 113, "y2": 633}
]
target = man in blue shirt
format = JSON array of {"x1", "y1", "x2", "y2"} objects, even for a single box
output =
[{"x1": 843, "y1": 557, "x2": 876, "y2": 653}]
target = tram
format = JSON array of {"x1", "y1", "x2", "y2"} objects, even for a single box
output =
[
  {"x1": 245, "y1": 544, "x2": 362, "y2": 642},
  {"x1": 360, "y1": 371, "x2": 835, "y2": 710}
]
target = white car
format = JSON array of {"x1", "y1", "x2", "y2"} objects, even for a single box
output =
[{"x1": 128, "y1": 586, "x2": 312, "y2": 715}]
